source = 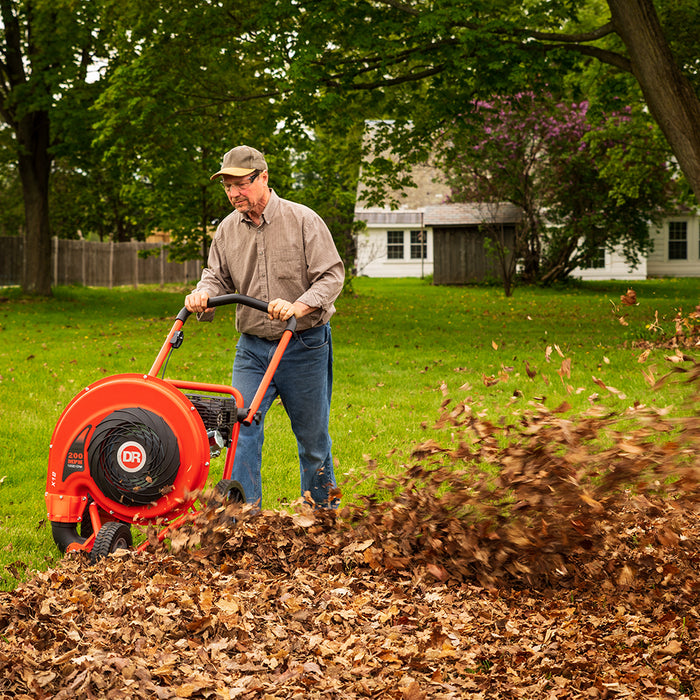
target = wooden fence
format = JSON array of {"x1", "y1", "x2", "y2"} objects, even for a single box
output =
[{"x1": 0, "y1": 236, "x2": 202, "y2": 288}]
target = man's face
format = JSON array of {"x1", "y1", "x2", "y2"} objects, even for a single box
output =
[{"x1": 221, "y1": 170, "x2": 268, "y2": 215}]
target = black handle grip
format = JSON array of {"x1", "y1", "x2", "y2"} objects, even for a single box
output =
[
  {"x1": 209, "y1": 293, "x2": 269, "y2": 314},
  {"x1": 177, "y1": 294, "x2": 297, "y2": 333}
]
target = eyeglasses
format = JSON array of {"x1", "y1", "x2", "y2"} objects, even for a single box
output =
[{"x1": 221, "y1": 171, "x2": 260, "y2": 194}]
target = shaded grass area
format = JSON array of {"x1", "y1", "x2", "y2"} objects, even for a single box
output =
[{"x1": 0, "y1": 277, "x2": 697, "y2": 589}]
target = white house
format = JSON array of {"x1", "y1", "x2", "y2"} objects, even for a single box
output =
[
  {"x1": 354, "y1": 164, "x2": 700, "y2": 281},
  {"x1": 354, "y1": 208, "x2": 431, "y2": 277},
  {"x1": 354, "y1": 159, "x2": 448, "y2": 278}
]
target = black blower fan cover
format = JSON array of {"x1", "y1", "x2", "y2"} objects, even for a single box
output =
[{"x1": 88, "y1": 407, "x2": 180, "y2": 507}]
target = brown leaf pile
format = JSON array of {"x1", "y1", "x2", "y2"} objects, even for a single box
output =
[{"x1": 1, "y1": 360, "x2": 699, "y2": 699}]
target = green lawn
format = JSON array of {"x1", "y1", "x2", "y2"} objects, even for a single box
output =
[{"x1": 0, "y1": 277, "x2": 697, "y2": 589}]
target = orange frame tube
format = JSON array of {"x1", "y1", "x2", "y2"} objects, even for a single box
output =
[
  {"x1": 149, "y1": 318, "x2": 185, "y2": 377},
  {"x1": 242, "y1": 328, "x2": 295, "y2": 425}
]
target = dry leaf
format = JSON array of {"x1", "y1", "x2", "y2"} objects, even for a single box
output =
[{"x1": 620, "y1": 289, "x2": 638, "y2": 306}]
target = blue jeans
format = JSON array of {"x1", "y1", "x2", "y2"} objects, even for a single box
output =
[{"x1": 231, "y1": 323, "x2": 337, "y2": 508}]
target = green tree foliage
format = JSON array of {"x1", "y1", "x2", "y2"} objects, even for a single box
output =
[
  {"x1": 89, "y1": 1, "x2": 365, "y2": 267},
  {"x1": 0, "y1": 0, "x2": 116, "y2": 294},
  {"x1": 440, "y1": 93, "x2": 683, "y2": 287},
  {"x1": 543, "y1": 104, "x2": 687, "y2": 281},
  {"x1": 259, "y1": 0, "x2": 700, "y2": 206},
  {"x1": 90, "y1": 1, "x2": 282, "y2": 263}
]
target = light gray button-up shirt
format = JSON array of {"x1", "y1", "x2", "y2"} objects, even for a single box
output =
[{"x1": 195, "y1": 190, "x2": 345, "y2": 339}]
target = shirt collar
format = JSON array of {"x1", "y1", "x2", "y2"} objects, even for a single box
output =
[{"x1": 242, "y1": 188, "x2": 279, "y2": 226}]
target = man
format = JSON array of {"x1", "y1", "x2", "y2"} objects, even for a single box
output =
[{"x1": 185, "y1": 145, "x2": 345, "y2": 508}]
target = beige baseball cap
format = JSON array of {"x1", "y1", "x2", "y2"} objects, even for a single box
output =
[{"x1": 210, "y1": 145, "x2": 268, "y2": 180}]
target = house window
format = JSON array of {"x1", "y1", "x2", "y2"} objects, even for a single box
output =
[
  {"x1": 668, "y1": 221, "x2": 687, "y2": 260},
  {"x1": 410, "y1": 230, "x2": 427, "y2": 259},
  {"x1": 387, "y1": 230, "x2": 404, "y2": 259},
  {"x1": 590, "y1": 246, "x2": 606, "y2": 269}
]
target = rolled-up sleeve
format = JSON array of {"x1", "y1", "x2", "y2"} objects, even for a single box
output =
[
  {"x1": 296, "y1": 213, "x2": 345, "y2": 312},
  {"x1": 191, "y1": 230, "x2": 235, "y2": 321},
  {"x1": 197, "y1": 235, "x2": 234, "y2": 298}
]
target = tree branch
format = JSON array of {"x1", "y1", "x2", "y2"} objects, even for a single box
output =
[
  {"x1": 171, "y1": 87, "x2": 283, "y2": 115},
  {"x1": 324, "y1": 64, "x2": 447, "y2": 91},
  {"x1": 374, "y1": 0, "x2": 617, "y2": 43},
  {"x1": 369, "y1": 3, "x2": 627, "y2": 75},
  {"x1": 540, "y1": 43, "x2": 633, "y2": 73},
  {"x1": 517, "y1": 22, "x2": 617, "y2": 44},
  {"x1": 0, "y1": 0, "x2": 27, "y2": 87},
  {"x1": 318, "y1": 37, "x2": 459, "y2": 73}
]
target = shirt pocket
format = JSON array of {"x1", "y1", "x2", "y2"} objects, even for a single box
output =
[{"x1": 276, "y1": 247, "x2": 304, "y2": 281}]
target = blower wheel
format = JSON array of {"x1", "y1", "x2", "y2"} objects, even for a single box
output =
[
  {"x1": 216, "y1": 478, "x2": 246, "y2": 503},
  {"x1": 90, "y1": 521, "x2": 133, "y2": 563},
  {"x1": 88, "y1": 407, "x2": 180, "y2": 507}
]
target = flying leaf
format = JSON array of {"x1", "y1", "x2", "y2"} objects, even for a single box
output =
[
  {"x1": 426, "y1": 563, "x2": 449, "y2": 582},
  {"x1": 558, "y1": 357, "x2": 571, "y2": 380},
  {"x1": 641, "y1": 367, "x2": 656, "y2": 386},
  {"x1": 292, "y1": 512, "x2": 316, "y2": 528},
  {"x1": 620, "y1": 289, "x2": 638, "y2": 306},
  {"x1": 482, "y1": 373, "x2": 499, "y2": 386}
]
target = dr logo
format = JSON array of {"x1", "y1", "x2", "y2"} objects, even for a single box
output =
[{"x1": 117, "y1": 441, "x2": 147, "y2": 473}]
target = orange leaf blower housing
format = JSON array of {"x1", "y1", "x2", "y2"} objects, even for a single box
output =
[{"x1": 45, "y1": 295, "x2": 295, "y2": 561}]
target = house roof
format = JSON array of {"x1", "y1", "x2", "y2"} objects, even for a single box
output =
[
  {"x1": 354, "y1": 209, "x2": 423, "y2": 226},
  {"x1": 424, "y1": 202, "x2": 523, "y2": 227},
  {"x1": 354, "y1": 202, "x2": 524, "y2": 228}
]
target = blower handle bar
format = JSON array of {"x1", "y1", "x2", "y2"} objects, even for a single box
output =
[
  {"x1": 176, "y1": 293, "x2": 297, "y2": 334},
  {"x1": 149, "y1": 294, "x2": 297, "y2": 379}
]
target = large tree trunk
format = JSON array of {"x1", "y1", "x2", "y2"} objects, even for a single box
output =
[
  {"x1": 0, "y1": 0, "x2": 56, "y2": 296},
  {"x1": 17, "y1": 109, "x2": 53, "y2": 296},
  {"x1": 608, "y1": 0, "x2": 700, "y2": 201}
]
